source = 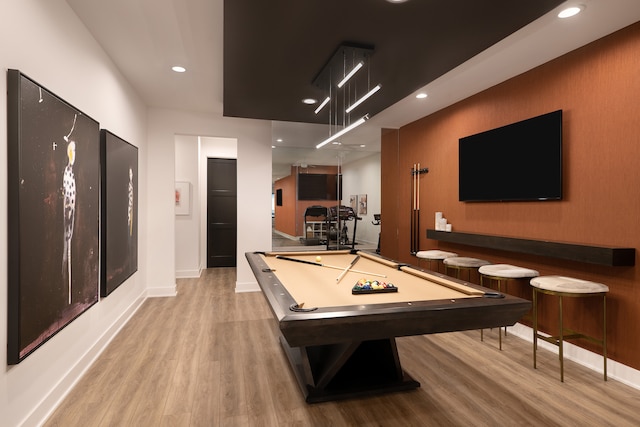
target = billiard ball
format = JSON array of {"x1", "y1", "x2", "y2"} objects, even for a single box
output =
[{"x1": 316, "y1": 256, "x2": 322, "y2": 262}]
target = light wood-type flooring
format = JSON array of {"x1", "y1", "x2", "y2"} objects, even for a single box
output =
[{"x1": 45, "y1": 267, "x2": 640, "y2": 426}]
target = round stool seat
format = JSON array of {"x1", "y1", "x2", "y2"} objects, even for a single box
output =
[
  {"x1": 444, "y1": 257, "x2": 491, "y2": 268},
  {"x1": 478, "y1": 264, "x2": 539, "y2": 279},
  {"x1": 530, "y1": 276, "x2": 609, "y2": 294},
  {"x1": 416, "y1": 250, "x2": 458, "y2": 260}
]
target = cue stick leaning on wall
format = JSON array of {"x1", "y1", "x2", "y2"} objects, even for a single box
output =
[
  {"x1": 411, "y1": 164, "x2": 416, "y2": 254},
  {"x1": 410, "y1": 163, "x2": 429, "y2": 255},
  {"x1": 416, "y1": 162, "x2": 420, "y2": 254}
]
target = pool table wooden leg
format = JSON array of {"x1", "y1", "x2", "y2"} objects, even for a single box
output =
[{"x1": 278, "y1": 336, "x2": 420, "y2": 403}]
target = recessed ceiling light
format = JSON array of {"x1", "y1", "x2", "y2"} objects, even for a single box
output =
[
  {"x1": 302, "y1": 98, "x2": 317, "y2": 105},
  {"x1": 276, "y1": 138, "x2": 283, "y2": 143},
  {"x1": 558, "y1": 5, "x2": 584, "y2": 18},
  {"x1": 416, "y1": 93, "x2": 428, "y2": 99},
  {"x1": 360, "y1": 144, "x2": 366, "y2": 148},
  {"x1": 172, "y1": 66, "x2": 186, "y2": 73},
  {"x1": 387, "y1": 0, "x2": 409, "y2": 3}
]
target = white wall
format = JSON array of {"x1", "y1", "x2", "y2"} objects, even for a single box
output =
[
  {"x1": 175, "y1": 135, "x2": 201, "y2": 278},
  {"x1": 341, "y1": 153, "x2": 381, "y2": 245},
  {"x1": 147, "y1": 109, "x2": 272, "y2": 295},
  {"x1": 0, "y1": 2, "x2": 272, "y2": 419},
  {"x1": 0, "y1": 1, "x2": 148, "y2": 425}
]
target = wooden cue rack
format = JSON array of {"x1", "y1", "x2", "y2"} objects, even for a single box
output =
[{"x1": 410, "y1": 163, "x2": 429, "y2": 255}]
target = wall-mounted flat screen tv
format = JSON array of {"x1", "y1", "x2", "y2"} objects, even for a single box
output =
[
  {"x1": 298, "y1": 173, "x2": 342, "y2": 200},
  {"x1": 458, "y1": 110, "x2": 563, "y2": 202}
]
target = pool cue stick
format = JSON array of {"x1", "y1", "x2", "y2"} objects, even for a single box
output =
[
  {"x1": 275, "y1": 255, "x2": 386, "y2": 278},
  {"x1": 411, "y1": 163, "x2": 418, "y2": 254},
  {"x1": 410, "y1": 163, "x2": 416, "y2": 254},
  {"x1": 416, "y1": 162, "x2": 420, "y2": 254},
  {"x1": 336, "y1": 255, "x2": 360, "y2": 283},
  {"x1": 413, "y1": 163, "x2": 420, "y2": 253},
  {"x1": 414, "y1": 163, "x2": 419, "y2": 254},
  {"x1": 410, "y1": 163, "x2": 429, "y2": 254},
  {"x1": 410, "y1": 164, "x2": 414, "y2": 254}
]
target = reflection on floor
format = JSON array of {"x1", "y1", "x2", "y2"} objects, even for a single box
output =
[
  {"x1": 271, "y1": 227, "x2": 376, "y2": 252},
  {"x1": 272, "y1": 229, "x2": 304, "y2": 248}
]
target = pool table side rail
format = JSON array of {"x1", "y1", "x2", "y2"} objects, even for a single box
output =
[
  {"x1": 400, "y1": 266, "x2": 485, "y2": 296},
  {"x1": 246, "y1": 252, "x2": 294, "y2": 322},
  {"x1": 264, "y1": 249, "x2": 353, "y2": 257},
  {"x1": 246, "y1": 252, "x2": 531, "y2": 348}
]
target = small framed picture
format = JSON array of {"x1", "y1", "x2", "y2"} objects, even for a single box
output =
[
  {"x1": 359, "y1": 194, "x2": 368, "y2": 215},
  {"x1": 175, "y1": 181, "x2": 191, "y2": 215}
]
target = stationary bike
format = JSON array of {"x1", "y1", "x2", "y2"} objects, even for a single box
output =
[{"x1": 372, "y1": 214, "x2": 381, "y2": 254}]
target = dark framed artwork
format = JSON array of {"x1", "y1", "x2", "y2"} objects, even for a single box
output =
[
  {"x1": 100, "y1": 130, "x2": 138, "y2": 297},
  {"x1": 7, "y1": 70, "x2": 100, "y2": 364}
]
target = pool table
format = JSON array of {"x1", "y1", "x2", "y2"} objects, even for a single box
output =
[{"x1": 246, "y1": 250, "x2": 530, "y2": 403}]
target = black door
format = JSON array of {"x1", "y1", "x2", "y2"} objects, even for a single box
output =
[{"x1": 207, "y1": 158, "x2": 237, "y2": 267}]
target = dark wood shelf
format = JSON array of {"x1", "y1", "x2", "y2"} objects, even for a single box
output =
[{"x1": 426, "y1": 229, "x2": 635, "y2": 266}]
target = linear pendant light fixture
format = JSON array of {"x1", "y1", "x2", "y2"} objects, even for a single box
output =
[
  {"x1": 337, "y1": 61, "x2": 363, "y2": 88},
  {"x1": 314, "y1": 96, "x2": 330, "y2": 114},
  {"x1": 345, "y1": 84, "x2": 381, "y2": 114},
  {"x1": 316, "y1": 114, "x2": 369, "y2": 149},
  {"x1": 311, "y1": 43, "x2": 376, "y2": 150}
]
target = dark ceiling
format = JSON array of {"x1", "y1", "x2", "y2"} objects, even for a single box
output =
[{"x1": 223, "y1": 0, "x2": 564, "y2": 125}]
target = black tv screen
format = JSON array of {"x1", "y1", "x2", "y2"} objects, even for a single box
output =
[
  {"x1": 458, "y1": 110, "x2": 563, "y2": 202},
  {"x1": 298, "y1": 173, "x2": 342, "y2": 200}
]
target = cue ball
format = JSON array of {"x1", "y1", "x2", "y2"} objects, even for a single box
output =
[{"x1": 316, "y1": 256, "x2": 322, "y2": 262}]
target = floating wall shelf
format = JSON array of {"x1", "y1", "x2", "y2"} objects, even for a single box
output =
[{"x1": 426, "y1": 229, "x2": 635, "y2": 266}]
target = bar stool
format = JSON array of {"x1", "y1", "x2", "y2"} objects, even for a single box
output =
[
  {"x1": 443, "y1": 257, "x2": 491, "y2": 282},
  {"x1": 478, "y1": 264, "x2": 539, "y2": 349},
  {"x1": 530, "y1": 276, "x2": 608, "y2": 382},
  {"x1": 415, "y1": 250, "x2": 458, "y2": 273}
]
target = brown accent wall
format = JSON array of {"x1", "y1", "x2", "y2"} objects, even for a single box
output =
[
  {"x1": 274, "y1": 166, "x2": 340, "y2": 237},
  {"x1": 381, "y1": 128, "x2": 401, "y2": 260},
  {"x1": 274, "y1": 174, "x2": 297, "y2": 236},
  {"x1": 381, "y1": 22, "x2": 640, "y2": 370}
]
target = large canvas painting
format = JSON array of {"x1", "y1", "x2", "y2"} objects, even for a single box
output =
[
  {"x1": 101, "y1": 130, "x2": 138, "y2": 297},
  {"x1": 7, "y1": 70, "x2": 100, "y2": 364}
]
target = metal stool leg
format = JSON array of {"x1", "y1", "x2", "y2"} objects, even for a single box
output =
[
  {"x1": 603, "y1": 295, "x2": 607, "y2": 381},
  {"x1": 497, "y1": 278, "x2": 503, "y2": 350},
  {"x1": 498, "y1": 279, "x2": 509, "y2": 350},
  {"x1": 533, "y1": 288, "x2": 538, "y2": 369},
  {"x1": 559, "y1": 295, "x2": 564, "y2": 382},
  {"x1": 480, "y1": 274, "x2": 486, "y2": 342}
]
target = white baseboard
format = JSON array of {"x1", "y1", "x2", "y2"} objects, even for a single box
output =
[
  {"x1": 146, "y1": 284, "x2": 177, "y2": 297},
  {"x1": 509, "y1": 323, "x2": 640, "y2": 390},
  {"x1": 29, "y1": 290, "x2": 147, "y2": 427},
  {"x1": 175, "y1": 268, "x2": 202, "y2": 278},
  {"x1": 235, "y1": 280, "x2": 260, "y2": 293}
]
